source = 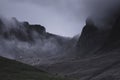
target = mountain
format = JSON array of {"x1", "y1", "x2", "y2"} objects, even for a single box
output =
[
  {"x1": 0, "y1": 17, "x2": 75, "y2": 80},
  {"x1": 76, "y1": 18, "x2": 111, "y2": 56},
  {"x1": 36, "y1": 17, "x2": 120, "y2": 80},
  {"x1": 1, "y1": 14, "x2": 120, "y2": 80},
  {"x1": 0, "y1": 17, "x2": 75, "y2": 65},
  {"x1": 0, "y1": 56, "x2": 69, "y2": 80},
  {"x1": 0, "y1": 17, "x2": 46, "y2": 41}
]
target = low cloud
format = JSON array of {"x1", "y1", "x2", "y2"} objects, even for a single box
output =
[{"x1": 0, "y1": 0, "x2": 86, "y2": 37}]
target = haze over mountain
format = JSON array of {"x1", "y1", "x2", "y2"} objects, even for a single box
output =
[
  {"x1": 0, "y1": 17, "x2": 76, "y2": 65},
  {"x1": 1, "y1": 0, "x2": 120, "y2": 80},
  {"x1": 0, "y1": 0, "x2": 86, "y2": 37},
  {"x1": 1, "y1": 11, "x2": 120, "y2": 80},
  {"x1": 38, "y1": 13, "x2": 120, "y2": 80}
]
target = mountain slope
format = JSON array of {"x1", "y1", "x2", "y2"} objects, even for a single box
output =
[
  {"x1": 0, "y1": 56, "x2": 69, "y2": 80},
  {"x1": 76, "y1": 18, "x2": 111, "y2": 56},
  {"x1": 36, "y1": 17, "x2": 120, "y2": 80},
  {"x1": 0, "y1": 17, "x2": 74, "y2": 65}
]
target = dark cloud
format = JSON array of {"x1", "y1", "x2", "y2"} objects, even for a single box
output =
[{"x1": 84, "y1": 0, "x2": 120, "y2": 29}]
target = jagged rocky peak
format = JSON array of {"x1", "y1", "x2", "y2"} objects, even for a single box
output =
[
  {"x1": 76, "y1": 18, "x2": 98, "y2": 49},
  {"x1": 76, "y1": 18, "x2": 111, "y2": 56},
  {"x1": 22, "y1": 21, "x2": 46, "y2": 33},
  {"x1": 29, "y1": 24, "x2": 46, "y2": 33},
  {"x1": 23, "y1": 21, "x2": 29, "y2": 26},
  {"x1": 81, "y1": 18, "x2": 98, "y2": 35},
  {"x1": 86, "y1": 18, "x2": 96, "y2": 27},
  {"x1": 76, "y1": 10, "x2": 120, "y2": 56},
  {"x1": 0, "y1": 17, "x2": 46, "y2": 41}
]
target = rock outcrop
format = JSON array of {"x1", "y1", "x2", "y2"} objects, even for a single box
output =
[
  {"x1": 0, "y1": 18, "x2": 46, "y2": 42},
  {"x1": 76, "y1": 18, "x2": 110, "y2": 56}
]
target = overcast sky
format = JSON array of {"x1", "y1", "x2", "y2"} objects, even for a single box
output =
[
  {"x1": 0, "y1": 0, "x2": 119, "y2": 37},
  {"x1": 0, "y1": 0, "x2": 88, "y2": 37}
]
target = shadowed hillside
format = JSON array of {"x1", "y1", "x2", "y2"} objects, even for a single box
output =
[{"x1": 0, "y1": 56, "x2": 72, "y2": 80}]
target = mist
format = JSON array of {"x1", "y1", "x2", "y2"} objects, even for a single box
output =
[
  {"x1": 0, "y1": 0, "x2": 87, "y2": 37},
  {"x1": 0, "y1": 0, "x2": 120, "y2": 64},
  {"x1": 84, "y1": 0, "x2": 120, "y2": 29},
  {"x1": 0, "y1": 17, "x2": 77, "y2": 65}
]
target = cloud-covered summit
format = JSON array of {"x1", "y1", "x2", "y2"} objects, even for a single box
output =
[{"x1": 0, "y1": 0, "x2": 86, "y2": 37}]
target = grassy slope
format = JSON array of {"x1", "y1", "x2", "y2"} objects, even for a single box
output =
[{"x1": 0, "y1": 56, "x2": 68, "y2": 80}]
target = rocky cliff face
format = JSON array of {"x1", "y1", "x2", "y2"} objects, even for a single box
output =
[{"x1": 76, "y1": 18, "x2": 110, "y2": 56}]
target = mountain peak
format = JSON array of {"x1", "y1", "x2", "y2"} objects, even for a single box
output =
[
  {"x1": 81, "y1": 18, "x2": 98, "y2": 36},
  {"x1": 0, "y1": 17, "x2": 46, "y2": 41}
]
